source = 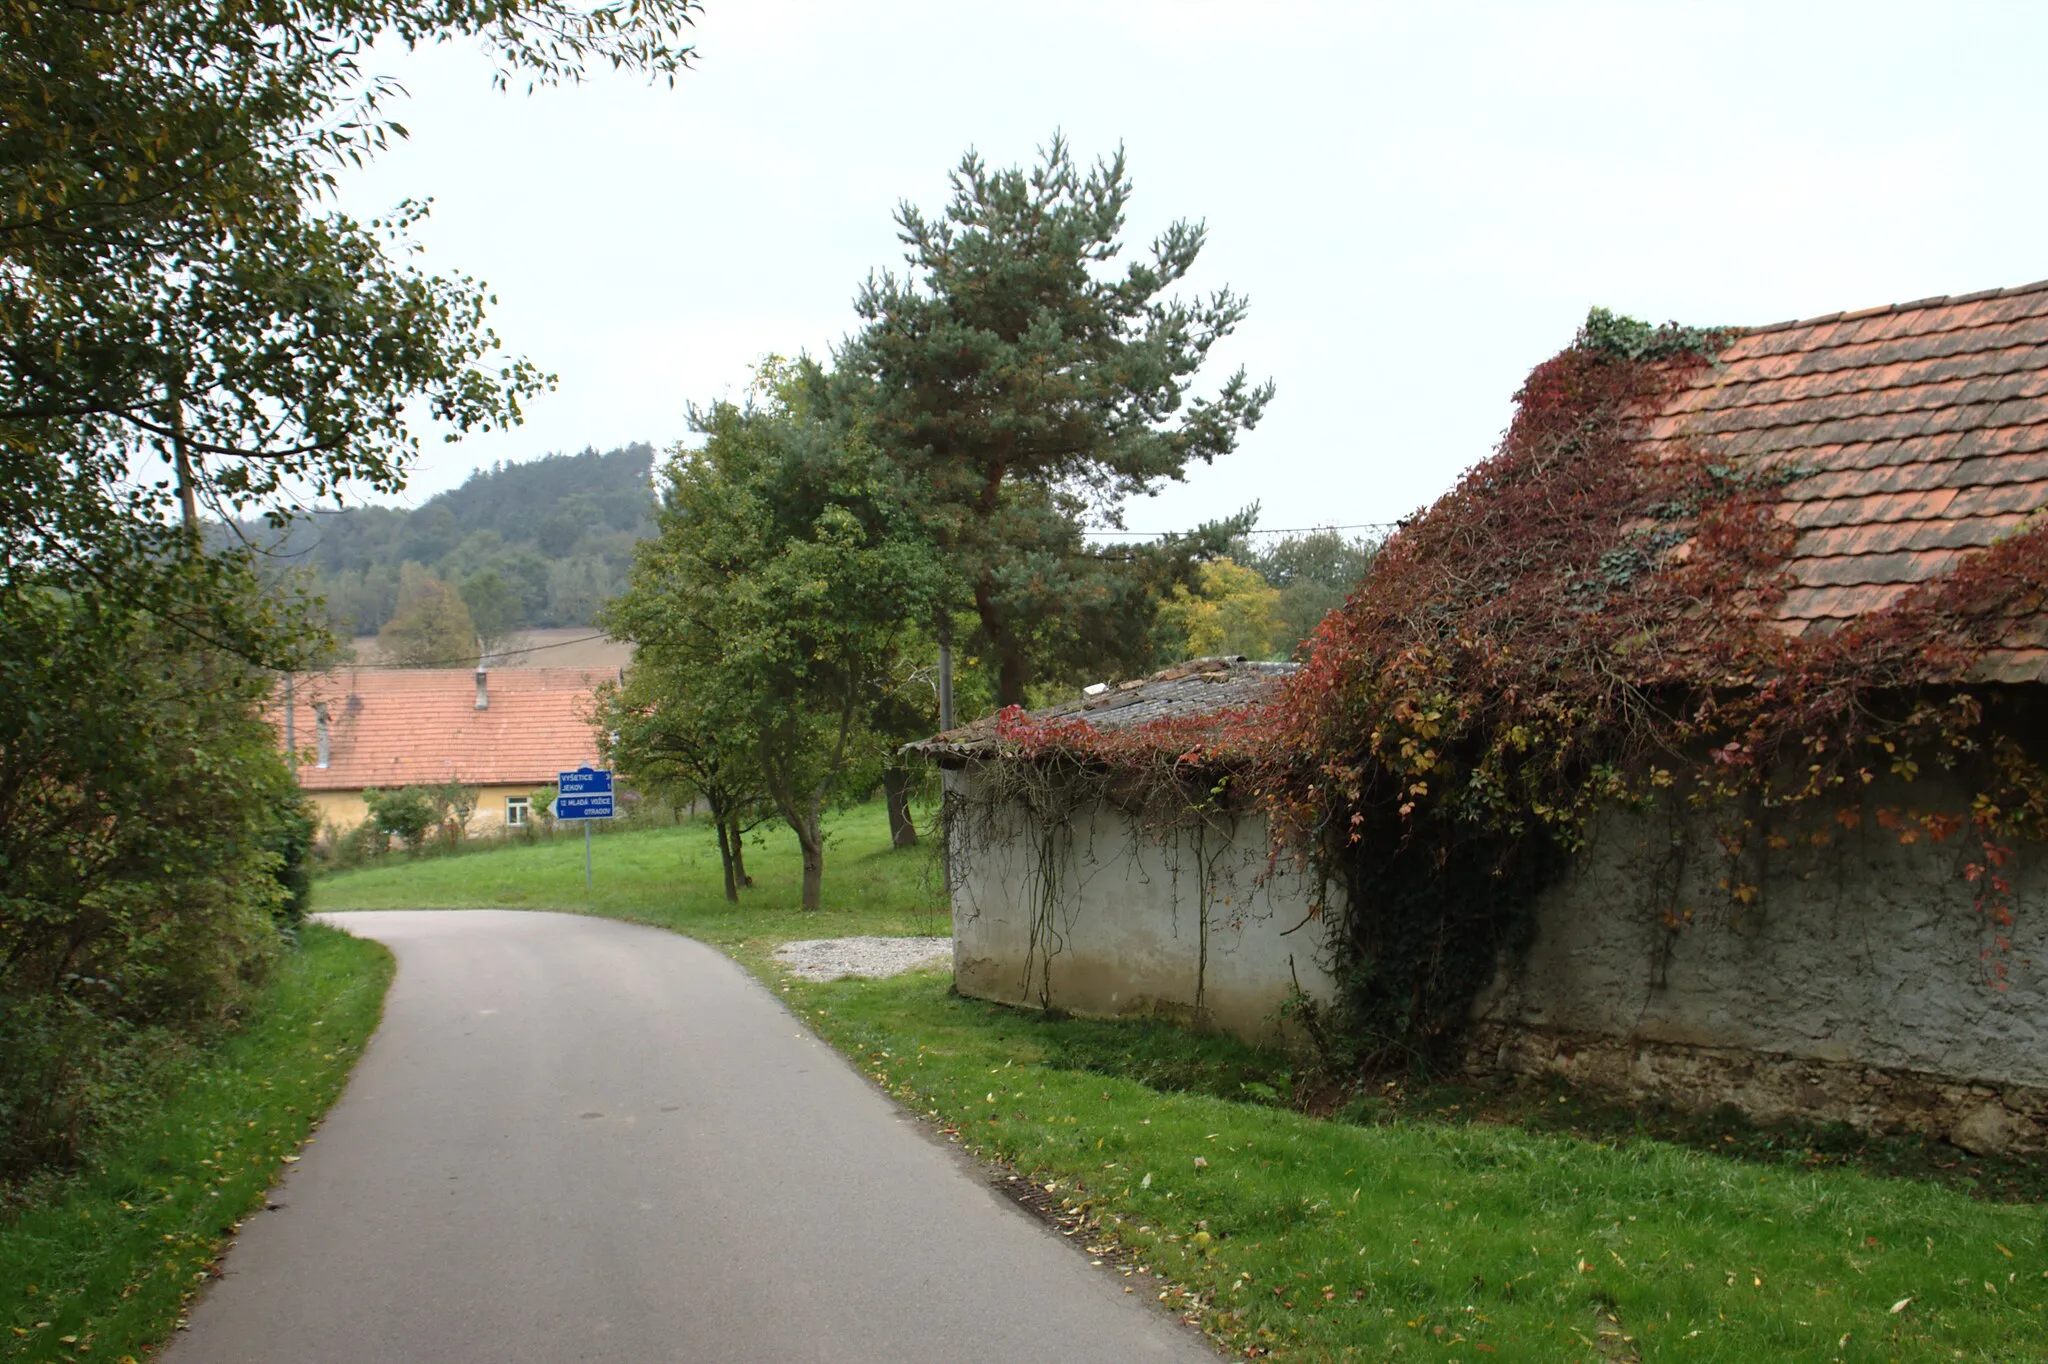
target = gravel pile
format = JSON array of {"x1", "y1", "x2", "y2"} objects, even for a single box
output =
[{"x1": 774, "y1": 936, "x2": 952, "y2": 982}]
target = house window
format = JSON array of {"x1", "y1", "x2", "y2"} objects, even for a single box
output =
[{"x1": 506, "y1": 796, "x2": 530, "y2": 827}]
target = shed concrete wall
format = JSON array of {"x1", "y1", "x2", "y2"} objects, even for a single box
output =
[
  {"x1": 947, "y1": 758, "x2": 2048, "y2": 1152},
  {"x1": 945, "y1": 767, "x2": 1335, "y2": 1043},
  {"x1": 1471, "y1": 780, "x2": 2048, "y2": 1152}
]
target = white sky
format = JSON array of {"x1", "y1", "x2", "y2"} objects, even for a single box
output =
[{"x1": 338, "y1": 0, "x2": 2048, "y2": 535}]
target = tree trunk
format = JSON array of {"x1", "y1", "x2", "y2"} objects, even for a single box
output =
[
  {"x1": 713, "y1": 816, "x2": 739, "y2": 903},
  {"x1": 169, "y1": 373, "x2": 199, "y2": 538},
  {"x1": 995, "y1": 647, "x2": 1028, "y2": 710},
  {"x1": 975, "y1": 577, "x2": 1031, "y2": 708},
  {"x1": 882, "y1": 766, "x2": 917, "y2": 848},
  {"x1": 795, "y1": 814, "x2": 825, "y2": 911},
  {"x1": 731, "y1": 830, "x2": 752, "y2": 887}
]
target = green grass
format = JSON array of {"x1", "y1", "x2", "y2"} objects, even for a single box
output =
[
  {"x1": 1, "y1": 924, "x2": 392, "y2": 1363},
  {"x1": 313, "y1": 802, "x2": 949, "y2": 947},
  {"x1": 789, "y1": 970, "x2": 2048, "y2": 1361},
  {"x1": 316, "y1": 803, "x2": 2047, "y2": 1360}
]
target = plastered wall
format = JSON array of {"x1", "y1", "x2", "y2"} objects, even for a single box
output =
[
  {"x1": 945, "y1": 767, "x2": 1338, "y2": 1043},
  {"x1": 1470, "y1": 779, "x2": 2048, "y2": 1152},
  {"x1": 946, "y1": 760, "x2": 2048, "y2": 1151},
  {"x1": 305, "y1": 784, "x2": 548, "y2": 836}
]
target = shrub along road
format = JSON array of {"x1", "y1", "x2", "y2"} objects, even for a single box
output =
[{"x1": 159, "y1": 909, "x2": 1215, "y2": 1363}]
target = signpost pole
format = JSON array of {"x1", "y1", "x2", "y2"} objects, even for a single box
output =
[{"x1": 558, "y1": 766, "x2": 613, "y2": 897}]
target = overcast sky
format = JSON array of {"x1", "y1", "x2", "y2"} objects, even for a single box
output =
[{"x1": 338, "y1": 1, "x2": 2048, "y2": 536}]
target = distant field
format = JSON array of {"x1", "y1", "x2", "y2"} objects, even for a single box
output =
[{"x1": 347, "y1": 626, "x2": 634, "y2": 671}]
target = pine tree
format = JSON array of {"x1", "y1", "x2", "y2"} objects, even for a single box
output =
[{"x1": 838, "y1": 137, "x2": 1273, "y2": 705}]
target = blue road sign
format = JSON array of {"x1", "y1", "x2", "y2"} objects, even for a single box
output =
[
  {"x1": 558, "y1": 767, "x2": 613, "y2": 797},
  {"x1": 556, "y1": 767, "x2": 615, "y2": 820},
  {"x1": 554, "y1": 792, "x2": 614, "y2": 820}
]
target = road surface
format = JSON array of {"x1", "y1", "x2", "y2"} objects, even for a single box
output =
[{"x1": 161, "y1": 910, "x2": 1214, "y2": 1363}]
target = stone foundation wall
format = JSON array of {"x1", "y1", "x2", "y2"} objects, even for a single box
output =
[{"x1": 1465, "y1": 1021, "x2": 2047, "y2": 1156}]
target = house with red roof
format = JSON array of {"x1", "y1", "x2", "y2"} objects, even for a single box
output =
[{"x1": 271, "y1": 667, "x2": 605, "y2": 835}]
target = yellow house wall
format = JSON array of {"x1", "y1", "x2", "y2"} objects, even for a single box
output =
[{"x1": 306, "y1": 784, "x2": 553, "y2": 837}]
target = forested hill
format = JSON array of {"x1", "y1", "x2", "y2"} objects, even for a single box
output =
[{"x1": 267, "y1": 443, "x2": 657, "y2": 634}]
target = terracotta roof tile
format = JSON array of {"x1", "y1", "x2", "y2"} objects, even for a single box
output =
[
  {"x1": 1783, "y1": 464, "x2": 1962, "y2": 501},
  {"x1": 1948, "y1": 479, "x2": 2048, "y2": 517},
  {"x1": 1945, "y1": 453, "x2": 2048, "y2": 487},
  {"x1": 2001, "y1": 617, "x2": 2048, "y2": 649},
  {"x1": 1785, "y1": 550, "x2": 1959, "y2": 589},
  {"x1": 1785, "y1": 489, "x2": 1959, "y2": 528},
  {"x1": 1645, "y1": 278, "x2": 2048, "y2": 675},
  {"x1": 1792, "y1": 514, "x2": 2032, "y2": 558},
  {"x1": 1778, "y1": 583, "x2": 1919, "y2": 620},
  {"x1": 268, "y1": 667, "x2": 605, "y2": 792},
  {"x1": 1952, "y1": 425, "x2": 2048, "y2": 458},
  {"x1": 1968, "y1": 650, "x2": 2048, "y2": 684}
]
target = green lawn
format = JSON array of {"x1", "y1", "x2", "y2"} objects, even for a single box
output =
[
  {"x1": 316, "y1": 802, "x2": 2045, "y2": 1361},
  {"x1": 793, "y1": 971, "x2": 2047, "y2": 1362},
  {"x1": 1, "y1": 925, "x2": 392, "y2": 1363},
  {"x1": 313, "y1": 802, "x2": 947, "y2": 948}
]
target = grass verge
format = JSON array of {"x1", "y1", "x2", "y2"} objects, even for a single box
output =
[
  {"x1": 0, "y1": 925, "x2": 392, "y2": 1362},
  {"x1": 781, "y1": 969, "x2": 2047, "y2": 1362}
]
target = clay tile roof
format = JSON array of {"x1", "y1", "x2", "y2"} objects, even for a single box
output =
[
  {"x1": 1659, "y1": 278, "x2": 2048, "y2": 682},
  {"x1": 908, "y1": 657, "x2": 1298, "y2": 757},
  {"x1": 269, "y1": 667, "x2": 605, "y2": 791}
]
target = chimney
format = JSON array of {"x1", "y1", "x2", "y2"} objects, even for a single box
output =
[
  {"x1": 313, "y1": 701, "x2": 331, "y2": 769},
  {"x1": 475, "y1": 667, "x2": 489, "y2": 711}
]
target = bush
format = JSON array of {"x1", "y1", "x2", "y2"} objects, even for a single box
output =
[
  {"x1": 362, "y1": 786, "x2": 440, "y2": 853},
  {"x1": 361, "y1": 781, "x2": 482, "y2": 857},
  {"x1": 0, "y1": 590, "x2": 295, "y2": 1177},
  {"x1": 317, "y1": 818, "x2": 388, "y2": 870},
  {"x1": 266, "y1": 794, "x2": 319, "y2": 927}
]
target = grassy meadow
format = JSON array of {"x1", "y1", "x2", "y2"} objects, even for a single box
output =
[
  {"x1": 312, "y1": 801, "x2": 947, "y2": 950},
  {"x1": 314, "y1": 802, "x2": 2046, "y2": 1361}
]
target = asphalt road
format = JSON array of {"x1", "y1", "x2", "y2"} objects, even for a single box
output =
[{"x1": 160, "y1": 910, "x2": 1215, "y2": 1363}]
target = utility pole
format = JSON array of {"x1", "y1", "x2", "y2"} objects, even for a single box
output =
[
  {"x1": 282, "y1": 673, "x2": 296, "y2": 775},
  {"x1": 937, "y1": 641, "x2": 954, "y2": 731}
]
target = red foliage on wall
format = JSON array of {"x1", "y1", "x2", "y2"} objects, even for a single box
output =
[{"x1": 979, "y1": 313, "x2": 2048, "y2": 1052}]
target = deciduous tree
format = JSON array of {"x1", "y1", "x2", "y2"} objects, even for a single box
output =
[
  {"x1": 1155, "y1": 557, "x2": 1284, "y2": 661},
  {"x1": 595, "y1": 672, "x2": 768, "y2": 901},
  {"x1": 460, "y1": 569, "x2": 525, "y2": 662},
  {"x1": 378, "y1": 564, "x2": 478, "y2": 666},
  {"x1": 1239, "y1": 530, "x2": 1381, "y2": 655},
  {"x1": 0, "y1": 0, "x2": 701, "y2": 1182},
  {"x1": 604, "y1": 380, "x2": 941, "y2": 909},
  {"x1": 3, "y1": 0, "x2": 699, "y2": 600}
]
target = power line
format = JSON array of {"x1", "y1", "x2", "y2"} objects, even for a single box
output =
[
  {"x1": 333, "y1": 631, "x2": 618, "y2": 671},
  {"x1": 1083, "y1": 522, "x2": 1397, "y2": 539}
]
